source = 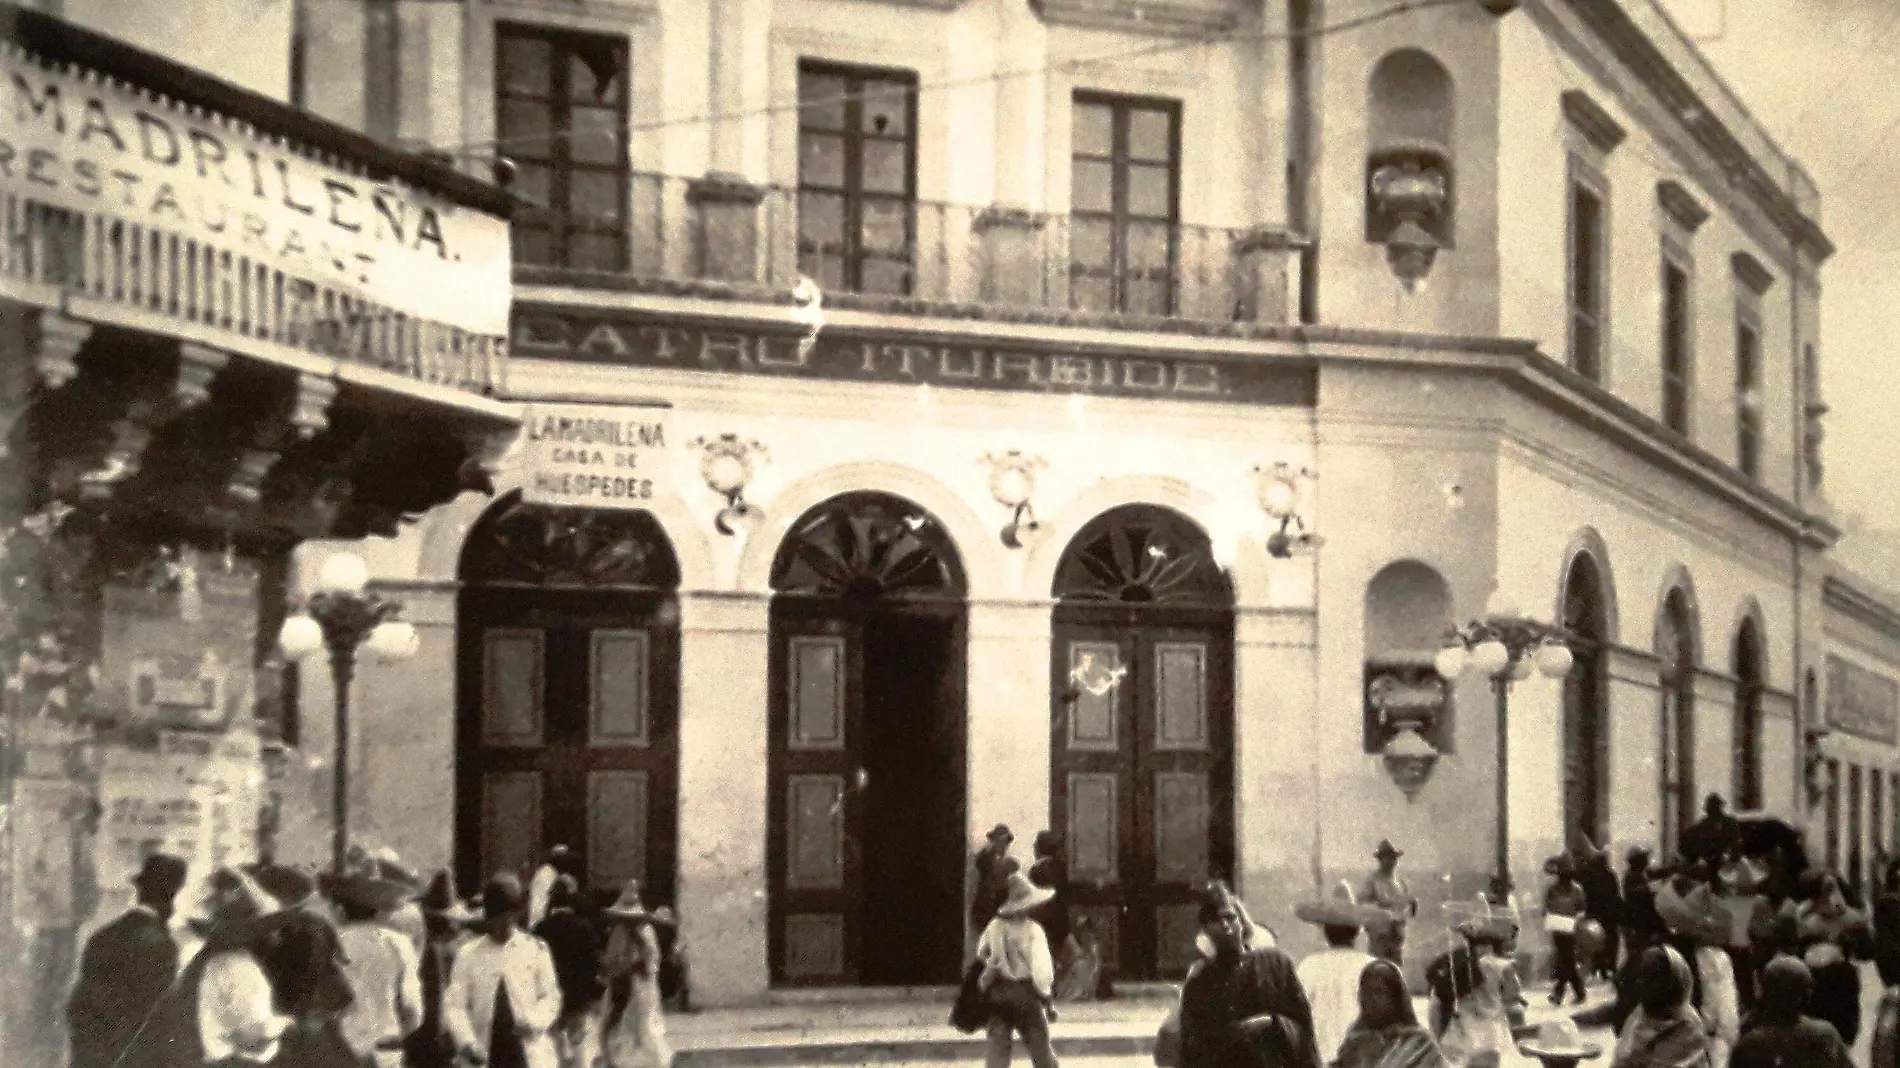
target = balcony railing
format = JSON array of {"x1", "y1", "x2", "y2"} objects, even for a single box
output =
[{"x1": 516, "y1": 173, "x2": 1300, "y2": 327}]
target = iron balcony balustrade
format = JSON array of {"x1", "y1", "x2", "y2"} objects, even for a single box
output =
[{"x1": 514, "y1": 172, "x2": 1293, "y2": 326}]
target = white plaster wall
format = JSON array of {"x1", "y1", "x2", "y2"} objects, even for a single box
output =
[
  {"x1": 1497, "y1": 8, "x2": 1803, "y2": 501},
  {"x1": 58, "y1": 0, "x2": 294, "y2": 100}
]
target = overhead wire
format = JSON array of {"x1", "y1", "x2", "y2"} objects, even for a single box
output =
[{"x1": 438, "y1": 0, "x2": 1464, "y2": 160}]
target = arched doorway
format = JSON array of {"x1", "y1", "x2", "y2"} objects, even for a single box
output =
[
  {"x1": 766, "y1": 491, "x2": 968, "y2": 987},
  {"x1": 1049, "y1": 505, "x2": 1236, "y2": 982},
  {"x1": 1657, "y1": 587, "x2": 1697, "y2": 856},
  {"x1": 1561, "y1": 554, "x2": 1611, "y2": 846},
  {"x1": 454, "y1": 490, "x2": 683, "y2": 906},
  {"x1": 1733, "y1": 618, "x2": 1765, "y2": 810}
]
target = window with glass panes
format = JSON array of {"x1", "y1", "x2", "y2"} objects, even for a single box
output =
[
  {"x1": 1661, "y1": 258, "x2": 1692, "y2": 435},
  {"x1": 1070, "y1": 94, "x2": 1180, "y2": 315},
  {"x1": 496, "y1": 25, "x2": 629, "y2": 271},
  {"x1": 1735, "y1": 310, "x2": 1763, "y2": 478},
  {"x1": 797, "y1": 63, "x2": 917, "y2": 296},
  {"x1": 1568, "y1": 184, "x2": 1607, "y2": 380}
]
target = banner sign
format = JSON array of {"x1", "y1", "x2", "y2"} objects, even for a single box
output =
[
  {"x1": 1826, "y1": 654, "x2": 1899, "y2": 745},
  {"x1": 521, "y1": 403, "x2": 672, "y2": 510},
  {"x1": 0, "y1": 47, "x2": 511, "y2": 335},
  {"x1": 512, "y1": 306, "x2": 1320, "y2": 408}
]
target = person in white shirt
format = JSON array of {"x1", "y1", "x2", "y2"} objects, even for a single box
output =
[
  {"x1": 1298, "y1": 925, "x2": 1378, "y2": 1063},
  {"x1": 443, "y1": 874, "x2": 563, "y2": 1068},
  {"x1": 333, "y1": 872, "x2": 425, "y2": 1067},
  {"x1": 976, "y1": 872, "x2": 1059, "y2": 1068}
]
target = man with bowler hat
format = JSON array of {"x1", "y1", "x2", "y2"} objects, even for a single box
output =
[
  {"x1": 1361, "y1": 840, "x2": 1418, "y2": 965},
  {"x1": 443, "y1": 874, "x2": 562, "y2": 1068},
  {"x1": 67, "y1": 853, "x2": 188, "y2": 1068},
  {"x1": 971, "y1": 824, "x2": 1020, "y2": 933}
]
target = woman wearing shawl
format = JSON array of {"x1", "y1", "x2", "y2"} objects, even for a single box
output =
[
  {"x1": 1611, "y1": 947, "x2": 1710, "y2": 1068},
  {"x1": 597, "y1": 882, "x2": 672, "y2": 1068},
  {"x1": 1177, "y1": 881, "x2": 1321, "y2": 1068},
  {"x1": 1333, "y1": 960, "x2": 1446, "y2": 1068},
  {"x1": 1784, "y1": 869, "x2": 1872, "y2": 1046},
  {"x1": 1730, "y1": 956, "x2": 1851, "y2": 1068}
]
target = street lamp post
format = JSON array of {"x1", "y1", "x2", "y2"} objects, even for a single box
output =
[
  {"x1": 1435, "y1": 592, "x2": 1574, "y2": 903},
  {"x1": 277, "y1": 553, "x2": 420, "y2": 873}
]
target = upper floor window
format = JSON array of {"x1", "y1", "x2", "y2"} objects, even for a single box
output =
[
  {"x1": 1070, "y1": 93, "x2": 1180, "y2": 316},
  {"x1": 1567, "y1": 171, "x2": 1607, "y2": 381},
  {"x1": 1735, "y1": 311, "x2": 1763, "y2": 479},
  {"x1": 797, "y1": 62, "x2": 918, "y2": 296},
  {"x1": 496, "y1": 24, "x2": 630, "y2": 271},
  {"x1": 1661, "y1": 258, "x2": 1692, "y2": 435}
]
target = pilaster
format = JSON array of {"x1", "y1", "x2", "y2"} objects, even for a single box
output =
[
  {"x1": 676, "y1": 590, "x2": 770, "y2": 1005},
  {"x1": 351, "y1": 579, "x2": 460, "y2": 874},
  {"x1": 973, "y1": 207, "x2": 1049, "y2": 306},
  {"x1": 1606, "y1": 645, "x2": 1663, "y2": 849},
  {"x1": 687, "y1": 174, "x2": 767, "y2": 285},
  {"x1": 965, "y1": 599, "x2": 1053, "y2": 869},
  {"x1": 1234, "y1": 607, "x2": 1315, "y2": 942},
  {"x1": 1232, "y1": 227, "x2": 1305, "y2": 325},
  {"x1": 992, "y1": 0, "x2": 1046, "y2": 211}
]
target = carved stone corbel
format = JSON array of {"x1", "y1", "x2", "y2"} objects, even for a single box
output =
[
  {"x1": 1, "y1": 311, "x2": 92, "y2": 449},
  {"x1": 80, "y1": 342, "x2": 230, "y2": 503},
  {"x1": 225, "y1": 373, "x2": 341, "y2": 508}
]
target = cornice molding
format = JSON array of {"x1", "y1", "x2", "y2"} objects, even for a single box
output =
[
  {"x1": 1657, "y1": 180, "x2": 1710, "y2": 232},
  {"x1": 1731, "y1": 251, "x2": 1776, "y2": 295},
  {"x1": 1561, "y1": 0, "x2": 1833, "y2": 263},
  {"x1": 1561, "y1": 88, "x2": 1629, "y2": 153},
  {"x1": 1030, "y1": 0, "x2": 1242, "y2": 36},
  {"x1": 1824, "y1": 574, "x2": 1900, "y2": 647}
]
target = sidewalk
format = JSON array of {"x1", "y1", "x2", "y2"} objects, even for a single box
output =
[{"x1": 665, "y1": 980, "x2": 1621, "y2": 1067}]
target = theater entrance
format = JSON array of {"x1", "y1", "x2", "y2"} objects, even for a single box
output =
[
  {"x1": 454, "y1": 492, "x2": 681, "y2": 907},
  {"x1": 1049, "y1": 505, "x2": 1235, "y2": 982},
  {"x1": 766, "y1": 492, "x2": 968, "y2": 987}
]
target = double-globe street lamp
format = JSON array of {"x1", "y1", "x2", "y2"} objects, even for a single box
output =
[
  {"x1": 1434, "y1": 591, "x2": 1574, "y2": 903},
  {"x1": 277, "y1": 553, "x2": 420, "y2": 873}
]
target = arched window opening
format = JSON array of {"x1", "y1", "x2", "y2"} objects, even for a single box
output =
[
  {"x1": 1561, "y1": 554, "x2": 1611, "y2": 846},
  {"x1": 1366, "y1": 49, "x2": 1456, "y2": 248},
  {"x1": 1363, "y1": 560, "x2": 1454, "y2": 754},
  {"x1": 1657, "y1": 587, "x2": 1698, "y2": 855},
  {"x1": 770, "y1": 491, "x2": 967, "y2": 603},
  {"x1": 1734, "y1": 618, "x2": 1766, "y2": 810}
]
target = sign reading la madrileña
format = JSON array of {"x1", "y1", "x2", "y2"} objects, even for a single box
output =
[{"x1": 521, "y1": 404, "x2": 671, "y2": 510}]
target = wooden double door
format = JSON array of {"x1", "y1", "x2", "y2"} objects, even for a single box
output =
[
  {"x1": 766, "y1": 599, "x2": 966, "y2": 987},
  {"x1": 456, "y1": 586, "x2": 679, "y2": 905},
  {"x1": 1050, "y1": 608, "x2": 1234, "y2": 981}
]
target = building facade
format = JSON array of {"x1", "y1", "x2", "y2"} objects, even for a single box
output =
[
  {"x1": 0, "y1": 3, "x2": 517, "y2": 1063},
  {"x1": 1816, "y1": 565, "x2": 1900, "y2": 895},
  {"x1": 284, "y1": 0, "x2": 1837, "y2": 999}
]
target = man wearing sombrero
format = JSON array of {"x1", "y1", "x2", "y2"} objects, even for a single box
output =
[
  {"x1": 1293, "y1": 881, "x2": 1379, "y2": 1061},
  {"x1": 1361, "y1": 840, "x2": 1418, "y2": 966},
  {"x1": 333, "y1": 859, "x2": 425, "y2": 1067}
]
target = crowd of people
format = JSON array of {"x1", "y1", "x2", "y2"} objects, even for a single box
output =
[
  {"x1": 63, "y1": 844, "x2": 692, "y2": 1068},
  {"x1": 964, "y1": 796, "x2": 1887, "y2": 1068}
]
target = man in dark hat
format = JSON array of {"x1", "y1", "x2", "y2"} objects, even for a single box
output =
[
  {"x1": 66, "y1": 853, "x2": 187, "y2": 1068},
  {"x1": 1682, "y1": 793, "x2": 1742, "y2": 868},
  {"x1": 1361, "y1": 840, "x2": 1417, "y2": 965},
  {"x1": 407, "y1": 871, "x2": 474, "y2": 1068},
  {"x1": 1622, "y1": 846, "x2": 1665, "y2": 958},
  {"x1": 443, "y1": 874, "x2": 562, "y2": 1068},
  {"x1": 1578, "y1": 845, "x2": 1624, "y2": 982},
  {"x1": 532, "y1": 874, "x2": 604, "y2": 1067},
  {"x1": 971, "y1": 824, "x2": 1020, "y2": 936}
]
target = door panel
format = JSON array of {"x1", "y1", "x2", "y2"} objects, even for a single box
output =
[
  {"x1": 457, "y1": 588, "x2": 680, "y2": 903},
  {"x1": 769, "y1": 614, "x2": 864, "y2": 985},
  {"x1": 1051, "y1": 614, "x2": 1232, "y2": 981}
]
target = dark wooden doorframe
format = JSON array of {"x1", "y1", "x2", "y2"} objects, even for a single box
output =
[
  {"x1": 765, "y1": 595, "x2": 968, "y2": 987},
  {"x1": 454, "y1": 584, "x2": 682, "y2": 908},
  {"x1": 1050, "y1": 601, "x2": 1234, "y2": 982}
]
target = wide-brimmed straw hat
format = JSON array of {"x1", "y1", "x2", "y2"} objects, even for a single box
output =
[
  {"x1": 1374, "y1": 840, "x2": 1403, "y2": 861},
  {"x1": 419, "y1": 870, "x2": 476, "y2": 924},
  {"x1": 996, "y1": 872, "x2": 1057, "y2": 918},
  {"x1": 1446, "y1": 895, "x2": 1518, "y2": 945},
  {"x1": 603, "y1": 880, "x2": 676, "y2": 925},
  {"x1": 1518, "y1": 1018, "x2": 1602, "y2": 1062},
  {"x1": 1294, "y1": 880, "x2": 1385, "y2": 928},
  {"x1": 246, "y1": 863, "x2": 317, "y2": 909},
  {"x1": 321, "y1": 848, "x2": 422, "y2": 915},
  {"x1": 1653, "y1": 879, "x2": 1733, "y2": 947}
]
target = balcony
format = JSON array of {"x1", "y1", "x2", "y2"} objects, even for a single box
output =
[{"x1": 513, "y1": 173, "x2": 1305, "y2": 332}]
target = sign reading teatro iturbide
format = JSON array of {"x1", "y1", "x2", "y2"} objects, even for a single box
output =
[
  {"x1": 521, "y1": 404, "x2": 672, "y2": 510},
  {"x1": 0, "y1": 45, "x2": 511, "y2": 336}
]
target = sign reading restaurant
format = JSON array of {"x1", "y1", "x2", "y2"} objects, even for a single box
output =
[
  {"x1": 0, "y1": 42, "x2": 511, "y2": 337},
  {"x1": 521, "y1": 403, "x2": 672, "y2": 510}
]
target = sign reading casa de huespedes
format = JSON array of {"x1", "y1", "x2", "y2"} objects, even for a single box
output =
[
  {"x1": 521, "y1": 403, "x2": 673, "y2": 510},
  {"x1": 512, "y1": 306, "x2": 1319, "y2": 407}
]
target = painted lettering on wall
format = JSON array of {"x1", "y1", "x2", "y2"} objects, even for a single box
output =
[
  {"x1": 1826, "y1": 654, "x2": 1899, "y2": 745},
  {"x1": 522, "y1": 403, "x2": 672, "y2": 511},
  {"x1": 0, "y1": 53, "x2": 511, "y2": 335},
  {"x1": 511, "y1": 308, "x2": 1319, "y2": 408}
]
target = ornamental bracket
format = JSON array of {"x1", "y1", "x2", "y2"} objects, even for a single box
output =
[{"x1": 80, "y1": 342, "x2": 230, "y2": 503}]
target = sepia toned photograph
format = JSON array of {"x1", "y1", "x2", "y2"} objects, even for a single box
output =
[{"x1": 2, "y1": 0, "x2": 1897, "y2": 1066}]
